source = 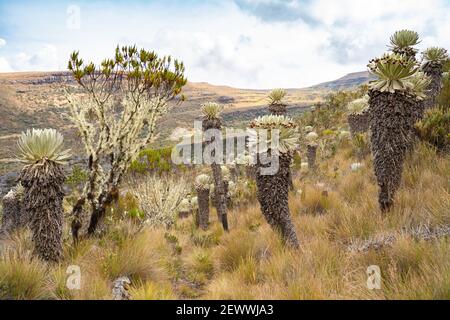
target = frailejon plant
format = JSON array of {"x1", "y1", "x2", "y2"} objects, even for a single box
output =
[
  {"x1": 201, "y1": 102, "x2": 228, "y2": 231},
  {"x1": 388, "y1": 29, "x2": 420, "y2": 60},
  {"x1": 0, "y1": 184, "x2": 25, "y2": 238},
  {"x1": 202, "y1": 102, "x2": 223, "y2": 122},
  {"x1": 304, "y1": 126, "x2": 314, "y2": 133},
  {"x1": 195, "y1": 174, "x2": 211, "y2": 230},
  {"x1": 66, "y1": 46, "x2": 186, "y2": 240},
  {"x1": 266, "y1": 88, "x2": 295, "y2": 189},
  {"x1": 267, "y1": 88, "x2": 287, "y2": 115},
  {"x1": 347, "y1": 96, "x2": 369, "y2": 114},
  {"x1": 347, "y1": 96, "x2": 370, "y2": 135},
  {"x1": 249, "y1": 115, "x2": 300, "y2": 248},
  {"x1": 368, "y1": 53, "x2": 418, "y2": 92},
  {"x1": 368, "y1": 52, "x2": 430, "y2": 211},
  {"x1": 190, "y1": 196, "x2": 199, "y2": 222},
  {"x1": 437, "y1": 60, "x2": 450, "y2": 108},
  {"x1": 16, "y1": 129, "x2": 70, "y2": 262},
  {"x1": 422, "y1": 47, "x2": 449, "y2": 110},
  {"x1": 220, "y1": 166, "x2": 233, "y2": 208},
  {"x1": 305, "y1": 131, "x2": 319, "y2": 169},
  {"x1": 178, "y1": 198, "x2": 191, "y2": 219}
]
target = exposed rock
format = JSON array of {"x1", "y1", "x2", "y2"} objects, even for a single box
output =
[
  {"x1": 347, "y1": 224, "x2": 450, "y2": 253},
  {"x1": 216, "y1": 96, "x2": 235, "y2": 104},
  {"x1": 112, "y1": 276, "x2": 132, "y2": 300}
]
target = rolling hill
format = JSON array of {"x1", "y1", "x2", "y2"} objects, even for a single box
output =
[
  {"x1": 310, "y1": 71, "x2": 374, "y2": 90},
  {"x1": 0, "y1": 70, "x2": 371, "y2": 172}
]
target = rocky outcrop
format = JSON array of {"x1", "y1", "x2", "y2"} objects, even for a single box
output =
[
  {"x1": 112, "y1": 276, "x2": 132, "y2": 300},
  {"x1": 347, "y1": 224, "x2": 450, "y2": 253}
]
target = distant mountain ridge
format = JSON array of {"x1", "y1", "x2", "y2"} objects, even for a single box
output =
[
  {"x1": 311, "y1": 71, "x2": 375, "y2": 90},
  {"x1": 0, "y1": 70, "x2": 369, "y2": 169}
]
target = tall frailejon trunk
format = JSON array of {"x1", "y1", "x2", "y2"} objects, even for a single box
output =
[
  {"x1": 178, "y1": 210, "x2": 189, "y2": 219},
  {"x1": 423, "y1": 62, "x2": 444, "y2": 111},
  {"x1": 229, "y1": 166, "x2": 238, "y2": 181},
  {"x1": 392, "y1": 48, "x2": 416, "y2": 62},
  {"x1": 268, "y1": 103, "x2": 295, "y2": 190},
  {"x1": 255, "y1": 152, "x2": 299, "y2": 248},
  {"x1": 19, "y1": 161, "x2": 66, "y2": 262},
  {"x1": 0, "y1": 185, "x2": 27, "y2": 238},
  {"x1": 347, "y1": 110, "x2": 369, "y2": 136},
  {"x1": 306, "y1": 144, "x2": 318, "y2": 169},
  {"x1": 368, "y1": 90, "x2": 418, "y2": 211},
  {"x1": 223, "y1": 180, "x2": 232, "y2": 209},
  {"x1": 196, "y1": 188, "x2": 210, "y2": 230},
  {"x1": 245, "y1": 165, "x2": 256, "y2": 179},
  {"x1": 287, "y1": 150, "x2": 295, "y2": 191},
  {"x1": 211, "y1": 163, "x2": 228, "y2": 231},
  {"x1": 203, "y1": 118, "x2": 229, "y2": 231},
  {"x1": 410, "y1": 63, "x2": 443, "y2": 124},
  {"x1": 193, "y1": 208, "x2": 200, "y2": 228},
  {"x1": 268, "y1": 103, "x2": 287, "y2": 116}
]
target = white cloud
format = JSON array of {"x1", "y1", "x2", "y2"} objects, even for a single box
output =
[
  {"x1": 0, "y1": 38, "x2": 6, "y2": 48},
  {"x1": 1, "y1": 0, "x2": 449, "y2": 88},
  {"x1": 0, "y1": 57, "x2": 13, "y2": 72},
  {"x1": 12, "y1": 44, "x2": 59, "y2": 71}
]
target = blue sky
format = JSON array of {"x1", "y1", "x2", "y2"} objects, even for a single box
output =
[{"x1": 0, "y1": 0, "x2": 449, "y2": 88}]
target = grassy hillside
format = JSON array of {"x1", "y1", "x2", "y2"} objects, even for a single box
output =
[
  {"x1": 0, "y1": 141, "x2": 447, "y2": 299},
  {"x1": 0, "y1": 72, "x2": 326, "y2": 161},
  {"x1": 0, "y1": 70, "x2": 373, "y2": 162},
  {"x1": 310, "y1": 71, "x2": 375, "y2": 90},
  {"x1": 0, "y1": 85, "x2": 448, "y2": 300}
]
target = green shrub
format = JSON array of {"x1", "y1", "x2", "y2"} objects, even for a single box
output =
[
  {"x1": 109, "y1": 192, "x2": 143, "y2": 221},
  {"x1": 437, "y1": 60, "x2": 450, "y2": 107},
  {"x1": 292, "y1": 151, "x2": 303, "y2": 171},
  {"x1": 297, "y1": 87, "x2": 367, "y2": 133},
  {"x1": 352, "y1": 133, "x2": 371, "y2": 159},
  {"x1": 129, "y1": 147, "x2": 186, "y2": 175},
  {"x1": 65, "y1": 165, "x2": 88, "y2": 188},
  {"x1": 416, "y1": 107, "x2": 450, "y2": 151}
]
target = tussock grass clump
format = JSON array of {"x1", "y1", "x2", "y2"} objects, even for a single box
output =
[
  {"x1": 298, "y1": 186, "x2": 340, "y2": 215},
  {"x1": 101, "y1": 230, "x2": 166, "y2": 283},
  {"x1": 215, "y1": 229, "x2": 268, "y2": 273},
  {"x1": 0, "y1": 77, "x2": 448, "y2": 301},
  {"x1": 185, "y1": 248, "x2": 215, "y2": 285},
  {"x1": 129, "y1": 281, "x2": 176, "y2": 300},
  {"x1": 0, "y1": 232, "x2": 52, "y2": 299}
]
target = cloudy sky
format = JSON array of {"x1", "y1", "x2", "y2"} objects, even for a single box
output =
[{"x1": 0, "y1": 0, "x2": 449, "y2": 88}]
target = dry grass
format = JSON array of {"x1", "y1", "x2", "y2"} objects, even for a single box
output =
[{"x1": 0, "y1": 142, "x2": 448, "y2": 300}]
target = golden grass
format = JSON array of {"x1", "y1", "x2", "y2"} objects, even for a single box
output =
[
  {"x1": 0, "y1": 231, "x2": 53, "y2": 300},
  {"x1": 0, "y1": 142, "x2": 448, "y2": 300}
]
